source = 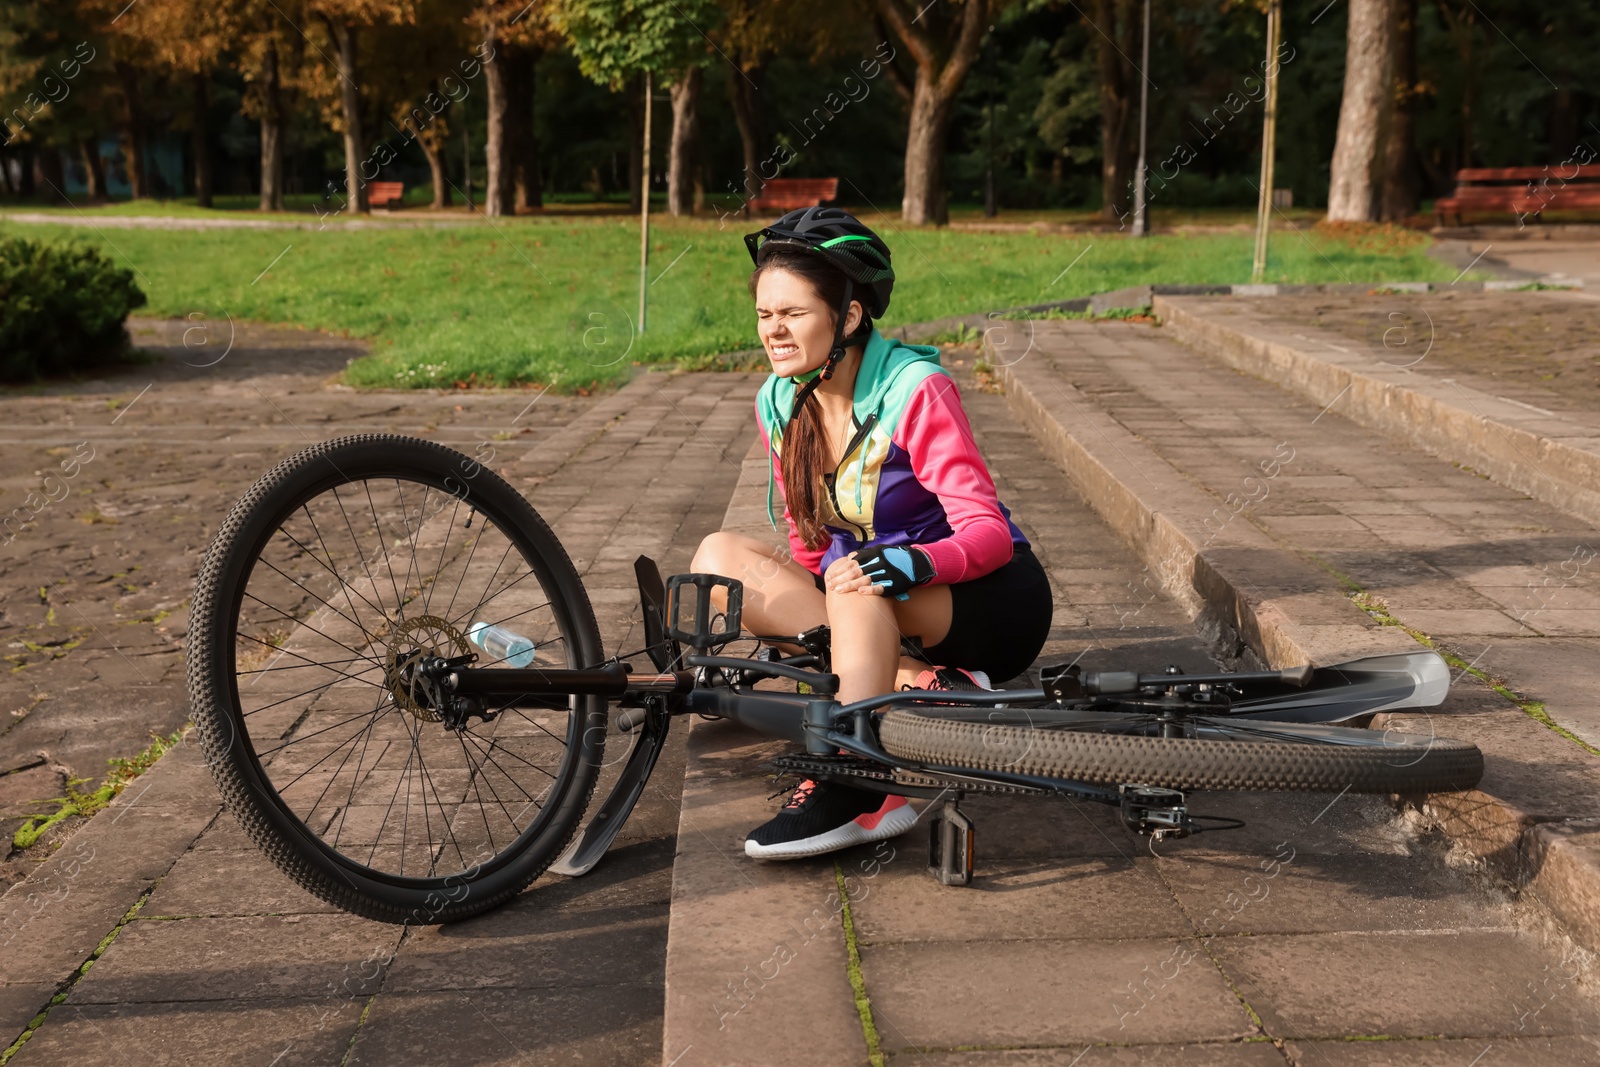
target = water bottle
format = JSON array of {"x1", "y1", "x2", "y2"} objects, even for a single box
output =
[{"x1": 467, "y1": 621, "x2": 536, "y2": 668}]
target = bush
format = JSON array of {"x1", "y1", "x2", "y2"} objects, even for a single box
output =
[{"x1": 0, "y1": 234, "x2": 147, "y2": 382}]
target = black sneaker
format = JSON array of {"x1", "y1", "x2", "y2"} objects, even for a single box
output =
[
  {"x1": 744, "y1": 779, "x2": 917, "y2": 860},
  {"x1": 905, "y1": 666, "x2": 993, "y2": 691}
]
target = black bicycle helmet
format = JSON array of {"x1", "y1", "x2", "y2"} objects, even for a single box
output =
[
  {"x1": 746, "y1": 208, "x2": 895, "y2": 417},
  {"x1": 744, "y1": 206, "x2": 895, "y2": 319}
]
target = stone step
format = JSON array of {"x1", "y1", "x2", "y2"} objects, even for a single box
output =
[{"x1": 990, "y1": 313, "x2": 1600, "y2": 957}]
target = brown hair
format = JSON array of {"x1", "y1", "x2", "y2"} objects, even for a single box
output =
[{"x1": 750, "y1": 250, "x2": 872, "y2": 549}]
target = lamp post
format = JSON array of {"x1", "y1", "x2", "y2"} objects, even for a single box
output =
[
  {"x1": 639, "y1": 72, "x2": 652, "y2": 334},
  {"x1": 1131, "y1": 0, "x2": 1151, "y2": 237},
  {"x1": 1251, "y1": 0, "x2": 1282, "y2": 282}
]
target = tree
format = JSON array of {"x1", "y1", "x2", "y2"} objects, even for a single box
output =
[
  {"x1": 666, "y1": 64, "x2": 701, "y2": 214},
  {"x1": 1327, "y1": 0, "x2": 1394, "y2": 221},
  {"x1": 304, "y1": 1, "x2": 413, "y2": 214},
  {"x1": 1380, "y1": 0, "x2": 1418, "y2": 219},
  {"x1": 228, "y1": 0, "x2": 311, "y2": 211},
  {"x1": 365, "y1": 5, "x2": 475, "y2": 211},
  {"x1": 1087, "y1": 0, "x2": 1140, "y2": 224},
  {"x1": 103, "y1": 0, "x2": 235, "y2": 206},
  {"x1": 873, "y1": 0, "x2": 998, "y2": 226},
  {"x1": 551, "y1": 0, "x2": 721, "y2": 216}
]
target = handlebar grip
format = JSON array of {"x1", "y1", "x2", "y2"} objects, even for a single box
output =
[
  {"x1": 1085, "y1": 670, "x2": 1140, "y2": 695},
  {"x1": 616, "y1": 707, "x2": 649, "y2": 733},
  {"x1": 1279, "y1": 664, "x2": 1314, "y2": 688}
]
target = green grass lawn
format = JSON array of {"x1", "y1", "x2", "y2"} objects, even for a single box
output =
[{"x1": 2, "y1": 212, "x2": 1462, "y2": 391}]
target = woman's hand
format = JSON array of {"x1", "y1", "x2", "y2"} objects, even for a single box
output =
[
  {"x1": 825, "y1": 546, "x2": 934, "y2": 600},
  {"x1": 824, "y1": 554, "x2": 879, "y2": 596}
]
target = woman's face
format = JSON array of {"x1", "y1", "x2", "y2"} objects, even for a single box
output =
[{"x1": 754, "y1": 268, "x2": 862, "y2": 378}]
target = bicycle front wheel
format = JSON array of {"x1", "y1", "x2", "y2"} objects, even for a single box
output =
[
  {"x1": 188, "y1": 434, "x2": 606, "y2": 923},
  {"x1": 878, "y1": 707, "x2": 1483, "y2": 794}
]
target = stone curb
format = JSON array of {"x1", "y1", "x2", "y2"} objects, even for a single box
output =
[
  {"x1": 659, "y1": 439, "x2": 869, "y2": 1067},
  {"x1": 1152, "y1": 294, "x2": 1600, "y2": 530},
  {"x1": 990, "y1": 347, "x2": 1416, "y2": 668},
  {"x1": 987, "y1": 323, "x2": 1600, "y2": 960}
]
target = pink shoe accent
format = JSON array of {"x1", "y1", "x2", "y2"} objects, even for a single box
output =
[
  {"x1": 853, "y1": 794, "x2": 909, "y2": 831},
  {"x1": 912, "y1": 667, "x2": 993, "y2": 690}
]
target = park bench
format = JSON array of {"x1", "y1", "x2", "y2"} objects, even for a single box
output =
[
  {"x1": 367, "y1": 180, "x2": 406, "y2": 209},
  {"x1": 749, "y1": 177, "x2": 839, "y2": 214},
  {"x1": 1434, "y1": 165, "x2": 1600, "y2": 226}
]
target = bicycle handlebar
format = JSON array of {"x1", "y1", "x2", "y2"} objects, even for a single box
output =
[
  {"x1": 683, "y1": 654, "x2": 840, "y2": 692},
  {"x1": 1082, "y1": 664, "x2": 1315, "y2": 695}
]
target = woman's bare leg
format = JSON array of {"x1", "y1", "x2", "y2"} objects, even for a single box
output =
[{"x1": 691, "y1": 532, "x2": 955, "y2": 703}]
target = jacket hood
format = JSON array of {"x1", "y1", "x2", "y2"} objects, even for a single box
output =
[
  {"x1": 756, "y1": 329, "x2": 944, "y2": 532},
  {"x1": 757, "y1": 328, "x2": 942, "y2": 435}
]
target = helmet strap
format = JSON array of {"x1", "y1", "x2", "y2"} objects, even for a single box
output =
[{"x1": 789, "y1": 281, "x2": 854, "y2": 423}]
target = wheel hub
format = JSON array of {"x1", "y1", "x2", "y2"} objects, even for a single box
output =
[{"x1": 382, "y1": 615, "x2": 471, "y2": 722}]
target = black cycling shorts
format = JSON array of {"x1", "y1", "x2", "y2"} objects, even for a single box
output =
[{"x1": 812, "y1": 542, "x2": 1054, "y2": 684}]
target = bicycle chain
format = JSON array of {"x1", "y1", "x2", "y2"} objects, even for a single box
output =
[{"x1": 768, "y1": 753, "x2": 1045, "y2": 795}]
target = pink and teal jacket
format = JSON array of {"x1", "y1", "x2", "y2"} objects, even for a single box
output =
[{"x1": 756, "y1": 329, "x2": 1028, "y2": 583}]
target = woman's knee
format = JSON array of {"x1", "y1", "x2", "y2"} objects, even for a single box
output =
[{"x1": 691, "y1": 530, "x2": 744, "y2": 574}]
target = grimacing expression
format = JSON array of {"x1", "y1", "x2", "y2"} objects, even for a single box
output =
[{"x1": 754, "y1": 268, "x2": 864, "y2": 378}]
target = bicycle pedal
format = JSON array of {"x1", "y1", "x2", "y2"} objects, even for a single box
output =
[
  {"x1": 928, "y1": 796, "x2": 975, "y2": 887},
  {"x1": 1118, "y1": 784, "x2": 1194, "y2": 839}
]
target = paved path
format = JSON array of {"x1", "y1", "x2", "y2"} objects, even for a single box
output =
[
  {"x1": 1475, "y1": 238, "x2": 1600, "y2": 290},
  {"x1": 4, "y1": 316, "x2": 1599, "y2": 1064},
  {"x1": 0, "y1": 319, "x2": 602, "y2": 887},
  {"x1": 661, "y1": 358, "x2": 1600, "y2": 1066},
  {"x1": 0, "y1": 321, "x2": 760, "y2": 1063}
]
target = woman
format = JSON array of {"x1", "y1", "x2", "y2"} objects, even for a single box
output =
[{"x1": 692, "y1": 207, "x2": 1054, "y2": 861}]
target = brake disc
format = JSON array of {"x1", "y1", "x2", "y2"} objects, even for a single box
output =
[{"x1": 382, "y1": 614, "x2": 471, "y2": 722}]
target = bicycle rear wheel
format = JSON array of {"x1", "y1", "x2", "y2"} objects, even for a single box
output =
[
  {"x1": 188, "y1": 434, "x2": 606, "y2": 923},
  {"x1": 878, "y1": 706, "x2": 1483, "y2": 794}
]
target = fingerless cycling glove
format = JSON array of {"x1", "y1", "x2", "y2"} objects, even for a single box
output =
[{"x1": 851, "y1": 545, "x2": 934, "y2": 600}]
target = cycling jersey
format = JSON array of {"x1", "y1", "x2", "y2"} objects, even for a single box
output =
[{"x1": 756, "y1": 328, "x2": 1029, "y2": 583}]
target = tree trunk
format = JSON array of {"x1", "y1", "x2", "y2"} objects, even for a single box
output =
[
  {"x1": 507, "y1": 46, "x2": 542, "y2": 211},
  {"x1": 902, "y1": 75, "x2": 953, "y2": 225},
  {"x1": 328, "y1": 21, "x2": 367, "y2": 212},
  {"x1": 259, "y1": 38, "x2": 285, "y2": 212},
  {"x1": 17, "y1": 145, "x2": 36, "y2": 197},
  {"x1": 627, "y1": 73, "x2": 643, "y2": 212},
  {"x1": 420, "y1": 131, "x2": 450, "y2": 209},
  {"x1": 1095, "y1": 0, "x2": 1139, "y2": 224},
  {"x1": 115, "y1": 61, "x2": 148, "y2": 198},
  {"x1": 482, "y1": 26, "x2": 514, "y2": 217},
  {"x1": 1327, "y1": 0, "x2": 1394, "y2": 221},
  {"x1": 667, "y1": 66, "x2": 702, "y2": 217},
  {"x1": 1549, "y1": 88, "x2": 1578, "y2": 164},
  {"x1": 35, "y1": 145, "x2": 64, "y2": 201},
  {"x1": 1380, "y1": 0, "x2": 1417, "y2": 220},
  {"x1": 192, "y1": 72, "x2": 214, "y2": 208},
  {"x1": 875, "y1": 0, "x2": 989, "y2": 226},
  {"x1": 81, "y1": 137, "x2": 105, "y2": 200},
  {"x1": 1460, "y1": 14, "x2": 1474, "y2": 169},
  {"x1": 726, "y1": 61, "x2": 764, "y2": 204}
]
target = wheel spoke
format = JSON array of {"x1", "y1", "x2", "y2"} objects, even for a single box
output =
[{"x1": 202, "y1": 444, "x2": 602, "y2": 905}]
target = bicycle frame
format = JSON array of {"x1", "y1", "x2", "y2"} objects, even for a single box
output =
[{"x1": 423, "y1": 555, "x2": 1453, "y2": 882}]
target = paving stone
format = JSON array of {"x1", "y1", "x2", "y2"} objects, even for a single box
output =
[
  {"x1": 7, "y1": 996, "x2": 365, "y2": 1067},
  {"x1": 1153, "y1": 847, "x2": 1509, "y2": 936},
  {"x1": 345, "y1": 985, "x2": 662, "y2": 1067},
  {"x1": 142, "y1": 845, "x2": 336, "y2": 917},
  {"x1": 861, "y1": 937, "x2": 1256, "y2": 1050},
  {"x1": 69, "y1": 914, "x2": 402, "y2": 1003},
  {"x1": 384, "y1": 901, "x2": 667, "y2": 992},
  {"x1": 1211, "y1": 930, "x2": 1600, "y2": 1039},
  {"x1": 851, "y1": 854, "x2": 1189, "y2": 945},
  {"x1": 0, "y1": 983, "x2": 56, "y2": 1042},
  {"x1": 1286, "y1": 1036, "x2": 1600, "y2": 1066},
  {"x1": 904, "y1": 1043, "x2": 1289, "y2": 1066}
]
